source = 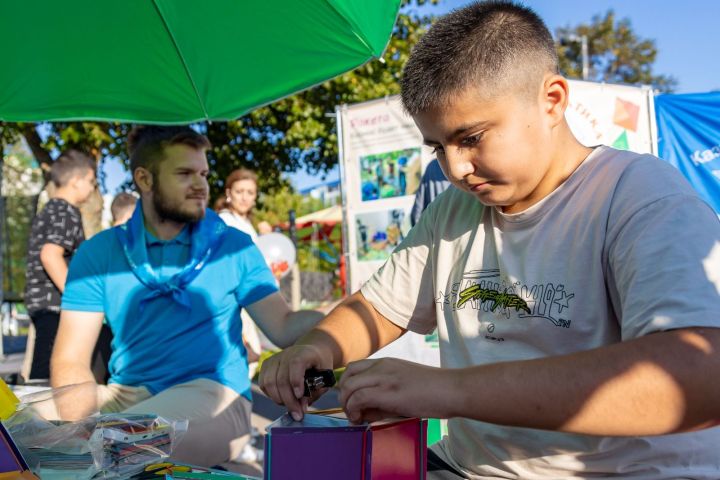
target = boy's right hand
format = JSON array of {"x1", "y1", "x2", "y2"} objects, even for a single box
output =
[{"x1": 259, "y1": 344, "x2": 333, "y2": 421}]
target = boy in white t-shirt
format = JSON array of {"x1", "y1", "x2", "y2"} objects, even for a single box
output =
[{"x1": 260, "y1": 1, "x2": 720, "y2": 478}]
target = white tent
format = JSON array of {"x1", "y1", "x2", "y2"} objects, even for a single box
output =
[{"x1": 294, "y1": 205, "x2": 342, "y2": 226}]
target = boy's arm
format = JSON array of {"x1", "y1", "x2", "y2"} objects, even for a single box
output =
[
  {"x1": 339, "y1": 326, "x2": 720, "y2": 435},
  {"x1": 50, "y1": 310, "x2": 104, "y2": 420},
  {"x1": 40, "y1": 243, "x2": 69, "y2": 292},
  {"x1": 258, "y1": 291, "x2": 406, "y2": 420}
]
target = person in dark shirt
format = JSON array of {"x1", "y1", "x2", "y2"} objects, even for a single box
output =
[
  {"x1": 409, "y1": 159, "x2": 451, "y2": 227},
  {"x1": 24, "y1": 150, "x2": 96, "y2": 380}
]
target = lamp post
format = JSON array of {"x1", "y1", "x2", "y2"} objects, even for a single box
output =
[
  {"x1": 0, "y1": 140, "x2": 4, "y2": 310},
  {"x1": 559, "y1": 34, "x2": 589, "y2": 81},
  {"x1": 0, "y1": 140, "x2": 4, "y2": 359}
]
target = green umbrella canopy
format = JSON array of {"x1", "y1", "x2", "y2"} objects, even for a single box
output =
[{"x1": 0, "y1": 0, "x2": 401, "y2": 124}]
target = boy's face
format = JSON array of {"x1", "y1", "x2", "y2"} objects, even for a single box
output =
[
  {"x1": 73, "y1": 169, "x2": 97, "y2": 204},
  {"x1": 150, "y1": 143, "x2": 210, "y2": 223},
  {"x1": 414, "y1": 82, "x2": 562, "y2": 214}
]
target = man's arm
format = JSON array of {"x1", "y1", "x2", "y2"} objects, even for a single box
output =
[
  {"x1": 40, "y1": 243, "x2": 69, "y2": 292},
  {"x1": 339, "y1": 326, "x2": 720, "y2": 435},
  {"x1": 50, "y1": 310, "x2": 104, "y2": 420},
  {"x1": 245, "y1": 291, "x2": 324, "y2": 349},
  {"x1": 258, "y1": 291, "x2": 406, "y2": 420}
]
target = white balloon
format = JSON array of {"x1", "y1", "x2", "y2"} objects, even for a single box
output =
[{"x1": 255, "y1": 232, "x2": 296, "y2": 278}]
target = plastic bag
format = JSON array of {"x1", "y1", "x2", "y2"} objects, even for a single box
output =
[{"x1": 5, "y1": 384, "x2": 188, "y2": 479}]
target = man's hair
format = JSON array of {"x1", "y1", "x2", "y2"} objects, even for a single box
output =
[
  {"x1": 110, "y1": 192, "x2": 137, "y2": 222},
  {"x1": 400, "y1": 0, "x2": 558, "y2": 115},
  {"x1": 127, "y1": 125, "x2": 211, "y2": 179},
  {"x1": 50, "y1": 149, "x2": 96, "y2": 187}
]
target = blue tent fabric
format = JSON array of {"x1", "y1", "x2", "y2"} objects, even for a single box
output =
[{"x1": 655, "y1": 92, "x2": 720, "y2": 214}]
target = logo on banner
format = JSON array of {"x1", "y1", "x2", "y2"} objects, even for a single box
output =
[
  {"x1": 611, "y1": 97, "x2": 641, "y2": 150},
  {"x1": 691, "y1": 145, "x2": 720, "y2": 166}
]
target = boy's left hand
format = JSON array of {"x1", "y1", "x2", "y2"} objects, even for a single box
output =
[{"x1": 338, "y1": 357, "x2": 455, "y2": 423}]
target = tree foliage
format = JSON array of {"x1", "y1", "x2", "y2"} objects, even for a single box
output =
[
  {"x1": 556, "y1": 10, "x2": 677, "y2": 92},
  {"x1": 1, "y1": 141, "x2": 43, "y2": 296},
  {"x1": 252, "y1": 186, "x2": 324, "y2": 228}
]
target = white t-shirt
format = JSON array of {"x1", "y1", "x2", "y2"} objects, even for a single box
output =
[
  {"x1": 362, "y1": 146, "x2": 720, "y2": 479},
  {"x1": 219, "y1": 210, "x2": 257, "y2": 241}
]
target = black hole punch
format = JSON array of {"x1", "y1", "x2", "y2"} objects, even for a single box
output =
[{"x1": 303, "y1": 368, "x2": 336, "y2": 397}]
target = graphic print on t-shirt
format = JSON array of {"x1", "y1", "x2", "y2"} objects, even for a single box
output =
[{"x1": 435, "y1": 269, "x2": 575, "y2": 334}]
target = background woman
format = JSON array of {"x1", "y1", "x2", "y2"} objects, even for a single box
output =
[
  {"x1": 216, "y1": 168, "x2": 272, "y2": 240},
  {"x1": 215, "y1": 169, "x2": 271, "y2": 373}
]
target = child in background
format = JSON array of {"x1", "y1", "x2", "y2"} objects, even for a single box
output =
[
  {"x1": 24, "y1": 150, "x2": 96, "y2": 380},
  {"x1": 110, "y1": 192, "x2": 137, "y2": 226}
]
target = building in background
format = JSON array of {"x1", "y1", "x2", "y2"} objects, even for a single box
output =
[{"x1": 299, "y1": 179, "x2": 341, "y2": 207}]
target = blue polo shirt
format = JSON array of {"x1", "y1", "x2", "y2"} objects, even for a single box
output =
[{"x1": 62, "y1": 223, "x2": 278, "y2": 399}]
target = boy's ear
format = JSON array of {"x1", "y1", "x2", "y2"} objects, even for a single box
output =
[
  {"x1": 66, "y1": 172, "x2": 86, "y2": 191},
  {"x1": 133, "y1": 167, "x2": 153, "y2": 194},
  {"x1": 542, "y1": 74, "x2": 569, "y2": 126}
]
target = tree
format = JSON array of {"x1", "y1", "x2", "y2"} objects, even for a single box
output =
[
  {"x1": 556, "y1": 10, "x2": 677, "y2": 92},
  {"x1": 253, "y1": 185, "x2": 324, "y2": 229},
  {"x1": 1, "y1": 140, "x2": 44, "y2": 296}
]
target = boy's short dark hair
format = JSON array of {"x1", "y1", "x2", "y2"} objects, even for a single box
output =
[
  {"x1": 127, "y1": 125, "x2": 211, "y2": 179},
  {"x1": 400, "y1": 0, "x2": 558, "y2": 115},
  {"x1": 110, "y1": 192, "x2": 137, "y2": 222},
  {"x1": 50, "y1": 149, "x2": 96, "y2": 188}
]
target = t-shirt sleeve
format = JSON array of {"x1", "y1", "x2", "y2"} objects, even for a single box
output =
[
  {"x1": 45, "y1": 206, "x2": 83, "y2": 251},
  {"x1": 607, "y1": 193, "x2": 720, "y2": 339},
  {"x1": 61, "y1": 238, "x2": 106, "y2": 312},
  {"x1": 361, "y1": 200, "x2": 439, "y2": 335},
  {"x1": 234, "y1": 241, "x2": 279, "y2": 306}
]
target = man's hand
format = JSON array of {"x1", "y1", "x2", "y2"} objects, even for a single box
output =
[
  {"x1": 259, "y1": 344, "x2": 334, "y2": 421},
  {"x1": 257, "y1": 291, "x2": 408, "y2": 422},
  {"x1": 338, "y1": 358, "x2": 456, "y2": 424}
]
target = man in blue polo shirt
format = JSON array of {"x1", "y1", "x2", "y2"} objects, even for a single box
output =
[{"x1": 50, "y1": 125, "x2": 323, "y2": 467}]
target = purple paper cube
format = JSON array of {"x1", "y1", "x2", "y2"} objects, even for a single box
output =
[{"x1": 264, "y1": 414, "x2": 427, "y2": 479}]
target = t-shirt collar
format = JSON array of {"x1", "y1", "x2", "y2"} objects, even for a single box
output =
[{"x1": 144, "y1": 224, "x2": 192, "y2": 246}]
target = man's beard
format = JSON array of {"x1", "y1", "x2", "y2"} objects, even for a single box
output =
[{"x1": 152, "y1": 184, "x2": 206, "y2": 223}]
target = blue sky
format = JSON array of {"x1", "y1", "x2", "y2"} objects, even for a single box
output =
[{"x1": 418, "y1": 0, "x2": 719, "y2": 95}]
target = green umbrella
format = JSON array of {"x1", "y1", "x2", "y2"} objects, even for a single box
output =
[{"x1": 0, "y1": 0, "x2": 401, "y2": 124}]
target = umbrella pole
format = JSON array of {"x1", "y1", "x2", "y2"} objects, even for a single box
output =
[
  {"x1": 0, "y1": 140, "x2": 5, "y2": 360},
  {"x1": 288, "y1": 210, "x2": 301, "y2": 310}
]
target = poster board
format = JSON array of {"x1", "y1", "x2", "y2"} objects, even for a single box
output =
[
  {"x1": 336, "y1": 97, "x2": 439, "y2": 365},
  {"x1": 336, "y1": 81, "x2": 655, "y2": 365},
  {"x1": 566, "y1": 80, "x2": 655, "y2": 155}
]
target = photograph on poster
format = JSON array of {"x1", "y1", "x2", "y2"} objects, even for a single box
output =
[
  {"x1": 359, "y1": 147, "x2": 422, "y2": 201},
  {"x1": 355, "y1": 208, "x2": 411, "y2": 262}
]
